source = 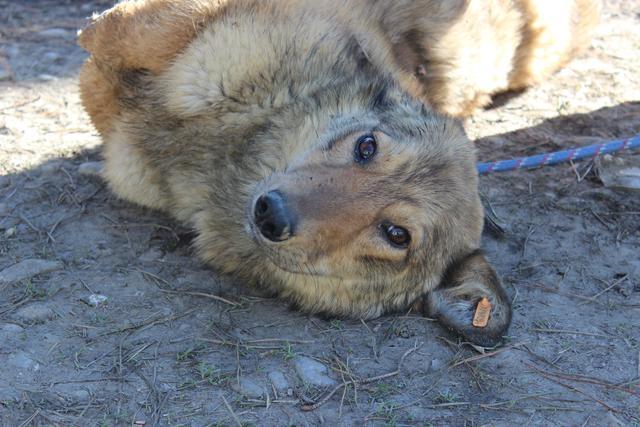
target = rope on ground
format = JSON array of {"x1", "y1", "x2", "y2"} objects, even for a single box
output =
[{"x1": 477, "y1": 133, "x2": 640, "y2": 175}]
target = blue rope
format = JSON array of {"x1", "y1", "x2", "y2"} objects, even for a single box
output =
[{"x1": 477, "y1": 133, "x2": 640, "y2": 175}]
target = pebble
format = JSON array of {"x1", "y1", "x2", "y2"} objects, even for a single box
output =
[
  {"x1": 430, "y1": 359, "x2": 444, "y2": 371},
  {"x1": 40, "y1": 161, "x2": 63, "y2": 175},
  {"x1": 69, "y1": 389, "x2": 91, "y2": 402},
  {"x1": 8, "y1": 351, "x2": 40, "y2": 371},
  {"x1": 87, "y1": 294, "x2": 108, "y2": 307},
  {"x1": 268, "y1": 371, "x2": 289, "y2": 391},
  {"x1": 0, "y1": 258, "x2": 63, "y2": 285},
  {"x1": 597, "y1": 411, "x2": 625, "y2": 427},
  {"x1": 138, "y1": 248, "x2": 162, "y2": 263},
  {"x1": 38, "y1": 28, "x2": 72, "y2": 39},
  {"x1": 78, "y1": 161, "x2": 104, "y2": 177},
  {"x1": 0, "y1": 323, "x2": 24, "y2": 343},
  {"x1": 231, "y1": 378, "x2": 265, "y2": 398},
  {"x1": 293, "y1": 356, "x2": 336, "y2": 387},
  {"x1": 13, "y1": 303, "x2": 56, "y2": 323},
  {"x1": 596, "y1": 154, "x2": 640, "y2": 191},
  {"x1": 1, "y1": 323, "x2": 24, "y2": 334}
]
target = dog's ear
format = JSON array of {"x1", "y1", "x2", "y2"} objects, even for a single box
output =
[
  {"x1": 78, "y1": 0, "x2": 221, "y2": 73},
  {"x1": 425, "y1": 250, "x2": 511, "y2": 347}
]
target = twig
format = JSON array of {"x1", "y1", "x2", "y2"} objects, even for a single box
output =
[
  {"x1": 19, "y1": 409, "x2": 40, "y2": 427},
  {"x1": 97, "y1": 310, "x2": 195, "y2": 338},
  {"x1": 450, "y1": 342, "x2": 527, "y2": 368},
  {"x1": 526, "y1": 364, "x2": 639, "y2": 396},
  {"x1": 425, "y1": 402, "x2": 472, "y2": 409},
  {"x1": 160, "y1": 289, "x2": 239, "y2": 307},
  {"x1": 198, "y1": 337, "x2": 289, "y2": 350},
  {"x1": 529, "y1": 328, "x2": 614, "y2": 339},
  {"x1": 221, "y1": 395, "x2": 242, "y2": 427},
  {"x1": 523, "y1": 283, "x2": 597, "y2": 304},
  {"x1": 301, "y1": 342, "x2": 420, "y2": 411},
  {"x1": 0, "y1": 96, "x2": 40, "y2": 112},
  {"x1": 526, "y1": 363, "x2": 620, "y2": 413},
  {"x1": 579, "y1": 274, "x2": 628, "y2": 304},
  {"x1": 19, "y1": 213, "x2": 41, "y2": 233}
]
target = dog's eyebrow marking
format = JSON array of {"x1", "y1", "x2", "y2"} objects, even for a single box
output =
[{"x1": 321, "y1": 118, "x2": 378, "y2": 152}]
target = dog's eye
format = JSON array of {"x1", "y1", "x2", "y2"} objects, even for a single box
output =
[
  {"x1": 382, "y1": 223, "x2": 411, "y2": 248},
  {"x1": 354, "y1": 134, "x2": 376, "y2": 162}
]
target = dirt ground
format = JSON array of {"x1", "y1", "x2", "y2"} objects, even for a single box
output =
[{"x1": 1, "y1": 1, "x2": 639, "y2": 426}]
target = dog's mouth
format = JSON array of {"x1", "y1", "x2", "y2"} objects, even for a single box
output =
[{"x1": 247, "y1": 215, "x2": 340, "y2": 279}]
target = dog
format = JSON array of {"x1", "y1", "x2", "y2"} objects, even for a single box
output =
[{"x1": 78, "y1": 0, "x2": 600, "y2": 346}]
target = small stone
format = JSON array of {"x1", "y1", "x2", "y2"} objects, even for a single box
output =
[
  {"x1": 70, "y1": 389, "x2": 91, "y2": 402},
  {"x1": 40, "y1": 161, "x2": 63, "y2": 175},
  {"x1": 37, "y1": 74, "x2": 57, "y2": 81},
  {"x1": 0, "y1": 259, "x2": 63, "y2": 285},
  {"x1": 87, "y1": 294, "x2": 108, "y2": 307},
  {"x1": 268, "y1": 371, "x2": 289, "y2": 391},
  {"x1": 13, "y1": 303, "x2": 56, "y2": 323},
  {"x1": 231, "y1": 378, "x2": 265, "y2": 398},
  {"x1": 293, "y1": 356, "x2": 336, "y2": 387},
  {"x1": 4, "y1": 227, "x2": 16, "y2": 238},
  {"x1": 38, "y1": 28, "x2": 72, "y2": 39},
  {"x1": 0, "y1": 323, "x2": 24, "y2": 343},
  {"x1": 78, "y1": 161, "x2": 104, "y2": 177},
  {"x1": 1, "y1": 323, "x2": 24, "y2": 334},
  {"x1": 44, "y1": 51, "x2": 60, "y2": 61},
  {"x1": 8, "y1": 351, "x2": 40, "y2": 371},
  {"x1": 430, "y1": 359, "x2": 444, "y2": 371},
  {"x1": 600, "y1": 411, "x2": 625, "y2": 427},
  {"x1": 138, "y1": 248, "x2": 162, "y2": 263},
  {"x1": 596, "y1": 154, "x2": 640, "y2": 191}
]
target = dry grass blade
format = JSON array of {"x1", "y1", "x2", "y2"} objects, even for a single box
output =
[
  {"x1": 160, "y1": 289, "x2": 240, "y2": 306},
  {"x1": 529, "y1": 328, "x2": 615, "y2": 339},
  {"x1": 221, "y1": 394, "x2": 243, "y2": 427},
  {"x1": 578, "y1": 274, "x2": 629, "y2": 305},
  {"x1": 526, "y1": 363, "x2": 620, "y2": 413},
  {"x1": 18, "y1": 409, "x2": 40, "y2": 427},
  {"x1": 526, "y1": 363, "x2": 640, "y2": 396},
  {"x1": 450, "y1": 342, "x2": 527, "y2": 368}
]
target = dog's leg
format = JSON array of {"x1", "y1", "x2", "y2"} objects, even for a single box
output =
[{"x1": 426, "y1": 250, "x2": 512, "y2": 347}]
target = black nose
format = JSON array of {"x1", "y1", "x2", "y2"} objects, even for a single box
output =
[{"x1": 254, "y1": 191, "x2": 296, "y2": 242}]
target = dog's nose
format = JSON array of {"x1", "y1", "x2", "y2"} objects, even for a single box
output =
[{"x1": 254, "y1": 191, "x2": 296, "y2": 242}]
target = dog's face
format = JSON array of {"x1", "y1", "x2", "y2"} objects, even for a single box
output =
[{"x1": 236, "y1": 86, "x2": 486, "y2": 319}]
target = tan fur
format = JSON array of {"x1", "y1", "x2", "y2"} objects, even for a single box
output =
[
  {"x1": 78, "y1": 0, "x2": 600, "y2": 345},
  {"x1": 376, "y1": 0, "x2": 601, "y2": 116}
]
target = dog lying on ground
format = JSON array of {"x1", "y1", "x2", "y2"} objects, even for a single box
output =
[{"x1": 78, "y1": 0, "x2": 600, "y2": 346}]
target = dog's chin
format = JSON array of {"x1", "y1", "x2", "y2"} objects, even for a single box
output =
[{"x1": 245, "y1": 217, "x2": 321, "y2": 277}]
